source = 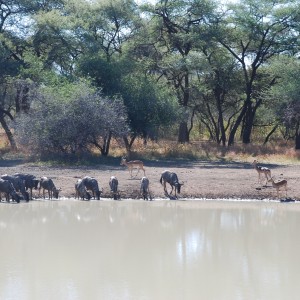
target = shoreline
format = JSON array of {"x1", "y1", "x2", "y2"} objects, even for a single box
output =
[
  {"x1": 0, "y1": 160, "x2": 299, "y2": 201},
  {"x1": 11, "y1": 196, "x2": 297, "y2": 203}
]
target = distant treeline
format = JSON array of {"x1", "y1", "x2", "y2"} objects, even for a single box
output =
[{"x1": 1, "y1": 0, "x2": 300, "y2": 155}]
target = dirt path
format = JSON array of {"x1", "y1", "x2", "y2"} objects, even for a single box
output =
[{"x1": 0, "y1": 159, "x2": 299, "y2": 201}]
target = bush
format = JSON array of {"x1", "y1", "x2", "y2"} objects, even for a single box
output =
[{"x1": 14, "y1": 84, "x2": 129, "y2": 155}]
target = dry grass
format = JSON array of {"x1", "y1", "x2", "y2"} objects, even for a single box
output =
[
  {"x1": 1, "y1": 134, "x2": 300, "y2": 165},
  {"x1": 109, "y1": 139, "x2": 300, "y2": 165}
]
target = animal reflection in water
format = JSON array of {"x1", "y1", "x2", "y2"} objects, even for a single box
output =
[{"x1": 160, "y1": 170, "x2": 184, "y2": 199}]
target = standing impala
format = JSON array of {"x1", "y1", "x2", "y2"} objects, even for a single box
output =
[
  {"x1": 252, "y1": 160, "x2": 271, "y2": 185},
  {"x1": 268, "y1": 177, "x2": 288, "y2": 198},
  {"x1": 120, "y1": 157, "x2": 146, "y2": 178}
]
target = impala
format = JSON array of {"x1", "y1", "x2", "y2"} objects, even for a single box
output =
[
  {"x1": 252, "y1": 160, "x2": 271, "y2": 185},
  {"x1": 120, "y1": 157, "x2": 145, "y2": 178},
  {"x1": 268, "y1": 177, "x2": 288, "y2": 198}
]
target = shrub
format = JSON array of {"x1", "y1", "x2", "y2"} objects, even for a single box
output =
[{"x1": 14, "y1": 84, "x2": 129, "y2": 155}]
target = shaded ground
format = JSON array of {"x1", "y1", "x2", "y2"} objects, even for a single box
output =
[{"x1": 0, "y1": 158, "x2": 299, "y2": 201}]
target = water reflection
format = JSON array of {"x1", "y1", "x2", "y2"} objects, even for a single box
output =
[{"x1": 0, "y1": 200, "x2": 300, "y2": 300}]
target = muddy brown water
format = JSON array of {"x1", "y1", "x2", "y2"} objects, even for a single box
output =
[{"x1": 0, "y1": 199, "x2": 300, "y2": 300}]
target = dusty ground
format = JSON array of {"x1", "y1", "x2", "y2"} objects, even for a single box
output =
[{"x1": 0, "y1": 158, "x2": 299, "y2": 201}]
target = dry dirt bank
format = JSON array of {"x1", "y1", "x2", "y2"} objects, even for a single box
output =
[{"x1": 0, "y1": 159, "x2": 299, "y2": 201}]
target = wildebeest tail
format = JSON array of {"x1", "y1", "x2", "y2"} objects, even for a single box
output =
[{"x1": 159, "y1": 175, "x2": 163, "y2": 185}]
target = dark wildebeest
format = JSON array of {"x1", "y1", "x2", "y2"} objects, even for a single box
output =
[
  {"x1": 75, "y1": 179, "x2": 91, "y2": 200},
  {"x1": 81, "y1": 176, "x2": 101, "y2": 200},
  {"x1": 140, "y1": 176, "x2": 151, "y2": 200},
  {"x1": 159, "y1": 170, "x2": 184, "y2": 198},
  {"x1": 1, "y1": 174, "x2": 29, "y2": 201},
  {"x1": 14, "y1": 173, "x2": 39, "y2": 200},
  {"x1": 39, "y1": 177, "x2": 61, "y2": 199},
  {"x1": 0, "y1": 179, "x2": 21, "y2": 203},
  {"x1": 109, "y1": 176, "x2": 120, "y2": 200}
]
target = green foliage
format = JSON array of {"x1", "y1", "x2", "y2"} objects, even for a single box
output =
[
  {"x1": 0, "y1": 0, "x2": 300, "y2": 153},
  {"x1": 121, "y1": 72, "x2": 180, "y2": 137},
  {"x1": 14, "y1": 82, "x2": 129, "y2": 155},
  {"x1": 77, "y1": 55, "x2": 123, "y2": 95},
  {"x1": 268, "y1": 56, "x2": 300, "y2": 102},
  {"x1": 265, "y1": 56, "x2": 300, "y2": 146}
]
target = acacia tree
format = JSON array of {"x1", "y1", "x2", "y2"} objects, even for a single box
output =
[
  {"x1": 120, "y1": 70, "x2": 180, "y2": 150},
  {"x1": 141, "y1": 0, "x2": 216, "y2": 143},
  {"x1": 265, "y1": 57, "x2": 300, "y2": 149},
  {"x1": 192, "y1": 47, "x2": 244, "y2": 145},
  {"x1": 215, "y1": 0, "x2": 299, "y2": 145}
]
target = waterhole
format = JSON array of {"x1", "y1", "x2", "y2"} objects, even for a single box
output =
[{"x1": 0, "y1": 199, "x2": 299, "y2": 300}]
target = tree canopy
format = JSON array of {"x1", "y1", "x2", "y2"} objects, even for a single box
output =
[{"x1": 1, "y1": 0, "x2": 300, "y2": 155}]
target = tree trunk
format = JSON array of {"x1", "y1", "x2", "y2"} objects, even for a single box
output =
[
  {"x1": 177, "y1": 74, "x2": 190, "y2": 143},
  {"x1": 228, "y1": 103, "x2": 248, "y2": 146},
  {"x1": 123, "y1": 134, "x2": 137, "y2": 153},
  {"x1": 216, "y1": 95, "x2": 226, "y2": 146},
  {"x1": 242, "y1": 101, "x2": 256, "y2": 144},
  {"x1": 241, "y1": 82, "x2": 263, "y2": 144},
  {"x1": 100, "y1": 132, "x2": 112, "y2": 156},
  {"x1": 295, "y1": 124, "x2": 300, "y2": 150},
  {"x1": 178, "y1": 121, "x2": 189, "y2": 143},
  {"x1": 0, "y1": 117, "x2": 17, "y2": 150},
  {"x1": 264, "y1": 124, "x2": 279, "y2": 145},
  {"x1": 295, "y1": 134, "x2": 300, "y2": 150}
]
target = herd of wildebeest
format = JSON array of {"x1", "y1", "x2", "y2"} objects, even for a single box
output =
[
  {"x1": 0, "y1": 158, "x2": 185, "y2": 203},
  {"x1": 0, "y1": 157, "x2": 288, "y2": 203}
]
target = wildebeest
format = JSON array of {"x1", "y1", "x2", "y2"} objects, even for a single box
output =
[
  {"x1": 39, "y1": 177, "x2": 61, "y2": 199},
  {"x1": 1, "y1": 174, "x2": 29, "y2": 201},
  {"x1": 140, "y1": 176, "x2": 151, "y2": 200},
  {"x1": 81, "y1": 176, "x2": 101, "y2": 200},
  {"x1": 0, "y1": 179, "x2": 21, "y2": 203},
  {"x1": 14, "y1": 173, "x2": 39, "y2": 200},
  {"x1": 109, "y1": 176, "x2": 120, "y2": 200},
  {"x1": 75, "y1": 179, "x2": 91, "y2": 200},
  {"x1": 159, "y1": 170, "x2": 184, "y2": 198}
]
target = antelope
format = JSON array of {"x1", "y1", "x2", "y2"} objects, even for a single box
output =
[
  {"x1": 81, "y1": 176, "x2": 102, "y2": 200},
  {"x1": 109, "y1": 176, "x2": 120, "y2": 200},
  {"x1": 140, "y1": 176, "x2": 151, "y2": 200},
  {"x1": 14, "y1": 173, "x2": 39, "y2": 200},
  {"x1": 252, "y1": 160, "x2": 271, "y2": 185},
  {"x1": 39, "y1": 177, "x2": 61, "y2": 199},
  {"x1": 75, "y1": 179, "x2": 91, "y2": 200},
  {"x1": 0, "y1": 179, "x2": 21, "y2": 203},
  {"x1": 268, "y1": 177, "x2": 287, "y2": 198},
  {"x1": 120, "y1": 157, "x2": 145, "y2": 178},
  {"x1": 160, "y1": 170, "x2": 184, "y2": 198},
  {"x1": 1, "y1": 174, "x2": 29, "y2": 201}
]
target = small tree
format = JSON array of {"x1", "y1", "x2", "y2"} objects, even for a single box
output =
[{"x1": 14, "y1": 83, "x2": 129, "y2": 156}]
